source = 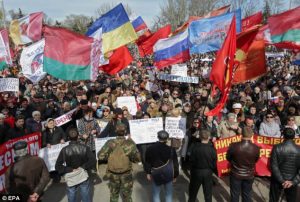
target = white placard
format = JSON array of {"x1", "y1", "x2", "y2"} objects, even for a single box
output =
[
  {"x1": 158, "y1": 73, "x2": 199, "y2": 84},
  {"x1": 171, "y1": 64, "x2": 187, "y2": 76},
  {"x1": 95, "y1": 137, "x2": 115, "y2": 159},
  {"x1": 0, "y1": 78, "x2": 19, "y2": 92},
  {"x1": 165, "y1": 117, "x2": 186, "y2": 139},
  {"x1": 129, "y1": 118, "x2": 163, "y2": 144},
  {"x1": 117, "y1": 96, "x2": 137, "y2": 115},
  {"x1": 38, "y1": 142, "x2": 69, "y2": 171},
  {"x1": 145, "y1": 82, "x2": 159, "y2": 92}
]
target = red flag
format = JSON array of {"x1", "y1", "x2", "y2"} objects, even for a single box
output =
[
  {"x1": 100, "y1": 46, "x2": 133, "y2": 75},
  {"x1": 233, "y1": 40, "x2": 266, "y2": 84},
  {"x1": 241, "y1": 12, "x2": 263, "y2": 31},
  {"x1": 206, "y1": 16, "x2": 236, "y2": 116},
  {"x1": 136, "y1": 25, "x2": 171, "y2": 57}
]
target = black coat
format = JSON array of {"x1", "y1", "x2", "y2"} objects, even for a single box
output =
[
  {"x1": 189, "y1": 141, "x2": 218, "y2": 174},
  {"x1": 145, "y1": 142, "x2": 179, "y2": 178},
  {"x1": 0, "y1": 122, "x2": 10, "y2": 144},
  {"x1": 42, "y1": 126, "x2": 66, "y2": 147},
  {"x1": 270, "y1": 139, "x2": 300, "y2": 185},
  {"x1": 7, "y1": 125, "x2": 28, "y2": 140}
]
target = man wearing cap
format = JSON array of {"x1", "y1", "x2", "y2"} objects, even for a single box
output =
[
  {"x1": 5, "y1": 141, "x2": 50, "y2": 202},
  {"x1": 226, "y1": 127, "x2": 260, "y2": 202},
  {"x1": 269, "y1": 128, "x2": 300, "y2": 202},
  {"x1": 98, "y1": 123, "x2": 141, "y2": 202},
  {"x1": 145, "y1": 130, "x2": 179, "y2": 202}
]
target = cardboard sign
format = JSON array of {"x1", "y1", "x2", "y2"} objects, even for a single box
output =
[
  {"x1": 117, "y1": 96, "x2": 137, "y2": 115},
  {"x1": 0, "y1": 78, "x2": 19, "y2": 92},
  {"x1": 165, "y1": 117, "x2": 186, "y2": 138},
  {"x1": 158, "y1": 73, "x2": 199, "y2": 84},
  {"x1": 95, "y1": 137, "x2": 115, "y2": 159},
  {"x1": 129, "y1": 118, "x2": 163, "y2": 144},
  {"x1": 171, "y1": 64, "x2": 187, "y2": 76}
]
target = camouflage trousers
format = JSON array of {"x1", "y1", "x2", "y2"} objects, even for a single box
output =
[{"x1": 108, "y1": 172, "x2": 133, "y2": 202}]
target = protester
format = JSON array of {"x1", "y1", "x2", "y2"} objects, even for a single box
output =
[
  {"x1": 0, "y1": 113, "x2": 10, "y2": 144},
  {"x1": 226, "y1": 127, "x2": 260, "y2": 202},
  {"x1": 26, "y1": 111, "x2": 42, "y2": 134},
  {"x1": 55, "y1": 128, "x2": 96, "y2": 202},
  {"x1": 145, "y1": 130, "x2": 179, "y2": 202},
  {"x1": 259, "y1": 111, "x2": 281, "y2": 137},
  {"x1": 98, "y1": 123, "x2": 141, "y2": 202},
  {"x1": 5, "y1": 141, "x2": 50, "y2": 202},
  {"x1": 188, "y1": 130, "x2": 217, "y2": 202},
  {"x1": 218, "y1": 113, "x2": 242, "y2": 138},
  {"x1": 269, "y1": 128, "x2": 300, "y2": 202},
  {"x1": 7, "y1": 115, "x2": 28, "y2": 140},
  {"x1": 77, "y1": 107, "x2": 101, "y2": 152}
]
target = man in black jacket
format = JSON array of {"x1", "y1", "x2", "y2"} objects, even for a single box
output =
[
  {"x1": 188, "y1": 130, "x2": 217, "y2": 202},
  {"x1": 269, "y1": 128, "x2": 300, "y2": 202},
  {"x1": 145, "y1": 130, "x2": 179, "y2": 202},
  {"x1": 226, "y1": 127, "x2": 260, "y2": 202},
  {"x1": 55, "y1": 128, "x2": 96, "y2": 202}
]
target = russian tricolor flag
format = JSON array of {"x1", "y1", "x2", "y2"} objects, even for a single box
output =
[
  {"x1": 131, "y1": 16, "x2": 148, "y2": 32},
  {"x1": 292, "y1": 52, "x2": 300, "y2": 65},
  {"x1": 154, "y1": 30, "x2": 190, "y2": 68}
]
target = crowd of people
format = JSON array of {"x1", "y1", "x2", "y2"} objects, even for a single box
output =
[{"x1": 1, "y1": 51, "x2": 300, "y2": 202}]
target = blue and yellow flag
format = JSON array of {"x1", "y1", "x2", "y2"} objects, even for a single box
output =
[{"x1": 86, "y1": 3, "x2": 137, "y2": 54}]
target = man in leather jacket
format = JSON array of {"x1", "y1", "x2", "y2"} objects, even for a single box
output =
[
  {"x1": 5, "y1": 141, "x2": 50, "y2": 202},
  {"x1": 226, "y1": 127, "x2": 260, "y2": 202},
  {"x1": 55, "y1": 128, "x2": 96, "y2": 202},
  {"x1": 269, "y1": 128, "x2": 300, "y2": 202}
]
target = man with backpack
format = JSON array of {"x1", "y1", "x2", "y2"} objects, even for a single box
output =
[{"x1": 98, "y1": 123, "x2": 141, "y2": 202}]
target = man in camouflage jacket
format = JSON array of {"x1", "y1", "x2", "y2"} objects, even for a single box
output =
[{"x1": 98, "y1": 123, "x2": 141, "y2": 202}]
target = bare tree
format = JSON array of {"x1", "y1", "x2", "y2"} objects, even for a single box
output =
[
  {"x1": 188, "y1": 0, "x2": 219, "y2": 16},
  {"x1": 95, "y1": 3, "x2": 132, "y2": 18},
  {"x1": 290, "y1": 0, "x2": 300, "y2": 8},
  {"x1": 62, "y1": 14, "x2": 91, "y2": 34},
  {"x1": 266, "y1": 0, "x2": 285, "y2": 14},
  {"x1": 157, "y1": 0, "x2": 188, "y2": 30}
]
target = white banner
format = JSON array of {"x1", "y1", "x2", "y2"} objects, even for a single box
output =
[
  {"x1": 38, "y1": 142, "x2": 69, "y2": 171},
  {"x1": 265, "y1": 52, "x2": 285, "y2": 58},
  {"x1": 117, "y1": 96, "x2": 137, "y2": 115},
  {"x1": 171, "y1": 64, "x2": 187, "y2": 76},
  {"x1": 0, "y1": 78, "x2": 19, "y2": 92},
  {"x1": 165, "y1": 117, "x2": 186, "y2": 139},
  {"x1": 20, "y1": 39, "x2": 46, "y2": 84},
  {"x1": 42, "y1": 109, "x2": 76, "y2": 129},
  {"x1": 129, "y1": 118, "x2": 163, "y2": 144},
  {"x1": 95, "y1": 137, "x2": 115, "y2": 159},
  {"x1": 158, "y1": 73, "x2": 199, "y2": 84}
]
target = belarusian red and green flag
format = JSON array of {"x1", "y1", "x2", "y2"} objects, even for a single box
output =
[
  {"x1": 268, "y1": 6, "x2": 300, "y2": 49},
  {"x1": 43, "y1": 26, "x2": 100, "y2": 81}
]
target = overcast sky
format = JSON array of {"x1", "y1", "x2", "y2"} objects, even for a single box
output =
[{"x1": 3, "y1": 0, "x2": 165, "y2": 26}]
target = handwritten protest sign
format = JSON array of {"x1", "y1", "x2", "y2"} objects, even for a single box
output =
[
  {"x1": 165, "y1": 117, "x2": 186, "y2": 138},
  {"x1": 117, "y1": 96, "x2": 137, "y2": 115},
  {"x1": 95, "y1": 137, "x2": 115, "y2": 159},
  {"x1": 0, "y1": 78, "x2": 19, "y2": 92},
  {"x1": 38, "y1": 142, "x2": 69, "y2": 171},
  {"x1": 171, "y1": 64, "x2": 187, "y2": 76},
  {"x1": 158, "y1": 73, "x2": 199, "y2": 84},
  {"x1": 0, "y1": 132, "x2": 42, "y2": 192},
  {"x1": 129, "y1": 118, "x2": 163, "y2": 144}
]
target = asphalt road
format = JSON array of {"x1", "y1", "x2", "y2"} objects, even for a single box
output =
[{"x1": 43, "y1": 164, "x2": 271, "y2": 202}]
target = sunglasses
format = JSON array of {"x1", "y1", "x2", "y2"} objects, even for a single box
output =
[
  {"x1": 288, "y1": 119, "x2": 295, "y2": 121},
  {"x1": 123, "y1": 109, "x2": 128, "y2": 111},
  {"x1": 103, "y1": 110, "x2": 110, "y2": 112},
  {"x1": 266, "y1": 116, "x2": 273, "y2": 118},
  {"x1": 193, "y1": 122, "x2": 199, "y2": 124}
]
